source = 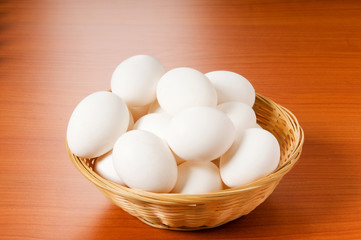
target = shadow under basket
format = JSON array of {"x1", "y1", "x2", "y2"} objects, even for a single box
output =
[{"x1": 67, "y1": 93, "x2": 304, "y2": 231}]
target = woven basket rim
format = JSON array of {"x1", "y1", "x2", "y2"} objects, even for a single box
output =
[{"x1": 67, "y1": 93, "x2": 304, "y2": 205}]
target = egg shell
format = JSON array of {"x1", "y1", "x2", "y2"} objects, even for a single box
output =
[
  {"x1": 113, "y1": 130, "x2": 178, "y2": 193},
  {"x1": 167, "y1": 106, "x2": 236, "y2": 162},
  {"x1": 206, "y1": 71, "x2": 255, "y2": 106},
  {"x1": 217, "y1": 102, "x2": 257, "y2": 137},
  {"x1": 220, "y1": 128, "x2": 281, "y2": 188},
  {"x1": 157, "y1": 67, "x2": 217, "y2": 115},
  {"x1": 111, "y1": 55, "x2": 165, "y2": 107},
  {"x1": 67, "y1": 91, "x2": 129, "y2": 158},
  {"x1": 172, "y1": 161, "x2": 223, "y2": 194},
  {"x1": 133, "y1": 113, "x2": 171, "y2": 140},
  {"x1": 94, "y1": 151, "x2": 125, "y2": 185}
]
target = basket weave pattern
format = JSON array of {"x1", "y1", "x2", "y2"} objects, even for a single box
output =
[{"x1": 68, "y1": 93, "x2": 304, "y2": 231}]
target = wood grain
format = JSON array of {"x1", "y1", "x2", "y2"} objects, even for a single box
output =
[{"x1": 0, "y1": 0, "x2": 360, "y2": 239}]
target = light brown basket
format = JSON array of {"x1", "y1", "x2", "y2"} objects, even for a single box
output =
[{"x1": 67, "y1": 93, "x2": 304, "y2": 231}]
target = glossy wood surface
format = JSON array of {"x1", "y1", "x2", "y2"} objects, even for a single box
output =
[{"x1": 1, "y1": 0, "x2": 360, "y2": 239}]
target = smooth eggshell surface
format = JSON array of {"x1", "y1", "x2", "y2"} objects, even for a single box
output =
[
  {"x1": 111, "y1": 55, "x2": 165, "y2": 107},
  {"x1": 220, "y1": 128, "x2": 280, "y2": 188},
  {"x1": 157, "y1": 67, "x2": 217, "y2": 115},
  {"x1": 217, "y1": 101, "x2": 257, "y2": 137},
  {"x1": 206, "y1": 70, "x2": 255, "y2": 106},
  {"x1": 167, "y1": 106, "x2": 236, "y2": 162},
  {"x1": 172, "y1": 161, "x2": 223, "y2": 194},
  {"x1": 112, "y1": 130, "x2": 178, "y2": 193},
  {"x1": 94, "y1": 151, "x2": 125, "y2": 185},
  {"x1": 133, "y1": 113, "x2": 171, "y2": 140},
  {"x1": 67, "y1": 91, "x2": 129, "y2": 158}
]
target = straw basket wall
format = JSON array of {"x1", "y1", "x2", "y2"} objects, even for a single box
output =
[{"x1": 68, "y1": 93, "x2": 304, "y2": 231}]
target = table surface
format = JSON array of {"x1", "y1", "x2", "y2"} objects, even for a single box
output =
[{"x1": 1, "y1": 0, "x2": 361, "y2": 239}]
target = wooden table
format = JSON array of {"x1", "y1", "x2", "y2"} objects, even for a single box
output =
[{"x1": 1, "y1": 0, "x2": 360, "y2": 239}]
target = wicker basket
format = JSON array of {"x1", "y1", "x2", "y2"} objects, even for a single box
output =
[{"x1": 67, "y1": 93, "x2": 304, "y2": 231}]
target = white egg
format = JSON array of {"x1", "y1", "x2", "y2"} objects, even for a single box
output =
[
  {"x1": 172, "y1": 161, "x2": 222, "y2": 194},
  {"x1": 217, "y1": 102, "x2": 257, "y2": 137},
  {"x1": 206, "y1": 71, "x2": 255, "y2": 106},
  {"x1": 133, "y1": 113, "x2": 171, "y2": 140},
  {"x1": 220, "y1": 128, "x2": 280, "y2": 188},
  {"x1": 67, "y1": 91, "x2": 129, "y2": 158},
  {"x1": 94, "y1": 151, "x2": 125, "y2": 185},
  {"x1": 111, "y1": 55, "x2": 165, "y2": 107},
  {"x1": 129, "y1": 105, "x2": 150, "y2": 122},
  {"x1": 157, "y1": 67, "x2": 217, "y2": 115},
  {"x1": 167, "y1": 106, "x2": 236, "y2": 162},
  {"x1": 148, "y1": 100, "x2": 168, "y2": 115},
  {"x1": 113, "y1": 130, "x2": 177, "y2": 193}
]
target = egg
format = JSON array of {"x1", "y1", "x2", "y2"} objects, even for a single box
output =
[
  {"x1": 220, "y1": 128, "x2": 280, "y2": 188},
  {"x1": 67, "y1": 91, "x2": 129, "y2": 158},
  {"x1": 133, "y1": 113, "x2": 171, "y2": 140},
  {"x1": 172, "y1": 161, "x2": 223, "y2": 194},
  {"x1": 113, "y1": 130, "x2": 177, "y2": 193},
  {"x1": 205, "y1": 70, "x2": 255, "y2": 106},
  {"x1": 148, "y1": 100, "x2": 168, "y2": 115},
  {"x1": 167, "y1": 106, "x2": 236, "y2": 162},
  {"x1": 157, "y1": 67, "x2": 217, "y2": 115},
  {"x1": 217, "y1": 102, "x2": 257, "y2": 137},
  {"x1": 94, "y1": 151, "x2": 125, "y2": 185},
  {"x1": 111, "y1": 55, "x2": 165, "y2": 107}
]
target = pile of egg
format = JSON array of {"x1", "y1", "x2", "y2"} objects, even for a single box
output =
[{"x1": 67, "y1": 55, "x2": 280, "y2": 194}]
